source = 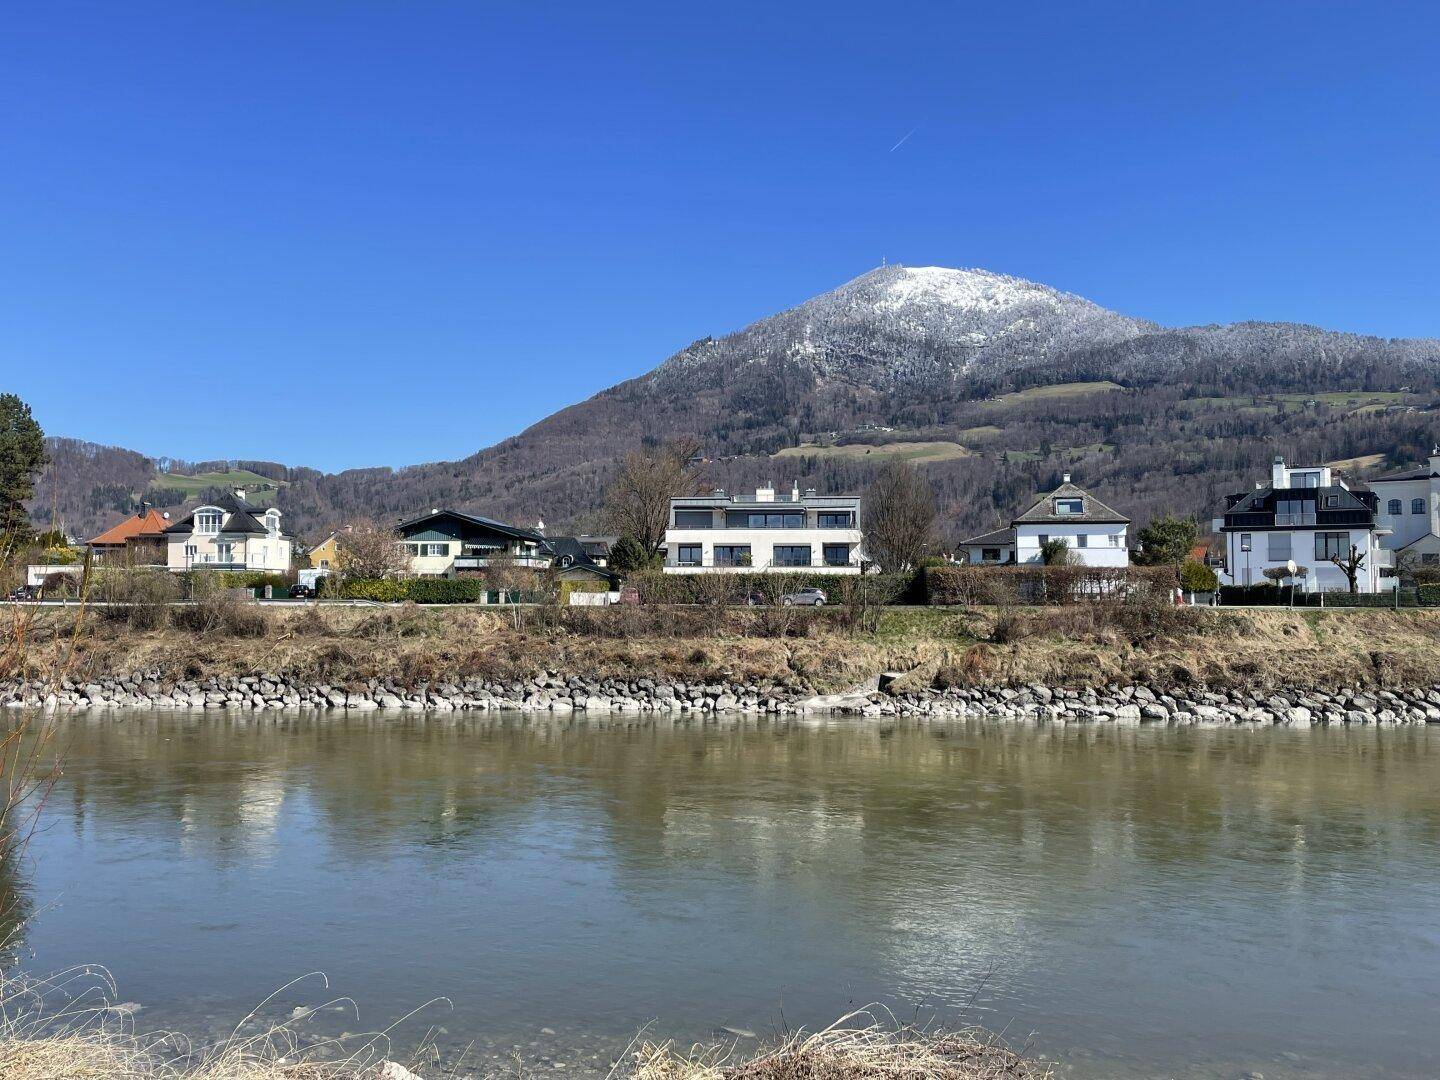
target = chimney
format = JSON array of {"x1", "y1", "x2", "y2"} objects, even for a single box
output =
[
  {"x1": 791, "y1": 481, "x2": 801, "y2": 502},
  {"x1": 535, "y1": 518, "x2": 546, "y2": 533},
  {"x1": 1271, "y1": 456, "x2": 1287, "y2": 489},
  {"x1": 234, "y1": 488, "x2": 246, "y2": 502},
  {"x1": 804, "y1": 487, "x2": 817, "y2": 498},
  {"x1": 1430, "y1": 444, "x2": 1440, "y2": 475},
  {"x1": 162, "y1": 512, "x2": 170, "y2": 520},
  {"x1": 755, "y1": 482, "x2": 776, "y2": 503},
  {"x1": 1061, "y1": 472, "x2": 1071, "y2": 484}
]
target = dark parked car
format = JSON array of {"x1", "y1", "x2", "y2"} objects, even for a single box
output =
[
  {"x1": 781, "y1": 586, "x2": 827, "y2": 607},
  {"x1": 288, "y1": 582, "x2": 316, "y2": 599},
  {"x1": 743, "y1": 588, "x2": 768, "y2": 606}
]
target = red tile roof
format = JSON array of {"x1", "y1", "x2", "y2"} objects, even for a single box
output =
[{"x1": 88, "y1": 509, "x2": 171, "y2": 547}]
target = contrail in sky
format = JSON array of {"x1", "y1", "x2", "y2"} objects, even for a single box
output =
[{"x1": 889, "y1": 125, "x2": 919, "y2": 152}]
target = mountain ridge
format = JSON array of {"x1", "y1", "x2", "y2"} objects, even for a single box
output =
[{"x1": 29, "y1": 264, "x2": 1440, "y2": 541}]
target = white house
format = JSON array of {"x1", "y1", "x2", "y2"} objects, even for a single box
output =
[
  {"x1": 165, "y1": 490, "x2": 292, "y2": 573},
  {"x1": 959, "y1": 475, "x2": 1130, "y2": 567},
  {"x1": 662, "y1": 483, "x2": 865, "y2": 573},
  {"x1": 1216, "y1": 457, "x2": 1386, "y2": 593},
  {"x1": 1369, "y1": 446, "x2": 1440, "y2": 568}
]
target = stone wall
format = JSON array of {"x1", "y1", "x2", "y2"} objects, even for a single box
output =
[{"x1": 5, "y1": 671, "x2": 1440, "y2": 725}]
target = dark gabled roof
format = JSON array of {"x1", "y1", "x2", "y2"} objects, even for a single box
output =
[
  {"x1": 1397, "y1": 531, "x2": 1440, "y2": 552},
  {"x1": 164, "y1": 491, "x2": 277, "y2": 535},
  {"x1": 395, "y1": 508, "x2": 545, "y2": 543},
  {"x1": 1372, "y1": 466, "x2": 1439, "y2": 483},
  {"x1": 1226, "y1": 483, "x2": 1373, "y2": 516},
  {"x1": 1012, "y1": 482, "x2": 1130, "y2": 526},
  {"x1": 958, "y1": 527, "x2": 1016, "y2": 547}
]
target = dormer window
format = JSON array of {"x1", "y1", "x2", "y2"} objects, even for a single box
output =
[
  {"x1": 195, "y1": 509, "x2": 223, "y2": 534},
  {"x1": 264, "y1": 510, "x2": 280, "y2": 537},
  {"x1": 1055, "y1": 498, "x2": 1084, "y2": 516}
]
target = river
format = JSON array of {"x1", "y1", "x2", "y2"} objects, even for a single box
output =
[{"x1": 7, "y1": 711, "x2": 1440, "y2": 1078}]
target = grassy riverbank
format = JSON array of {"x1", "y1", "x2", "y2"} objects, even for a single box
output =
[{"x1": 7, "y1": 601, "x2": 1440, "y2": 694}]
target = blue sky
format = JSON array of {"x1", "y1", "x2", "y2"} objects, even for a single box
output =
[{"x1": 3, "y1": 3, "x2": 1438, "y2": 472}]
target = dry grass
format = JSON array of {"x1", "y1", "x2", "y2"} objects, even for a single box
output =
[
  {"x1": 632, "y1": 1013, "x2": 1047, "y2": 1080},
  {"x1": 0, "y1": 970, "x2": 423, "y2": 1080}
]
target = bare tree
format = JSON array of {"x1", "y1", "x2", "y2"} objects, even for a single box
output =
[
  {"x1": 335, "y1": 520, "x2": 408, "y2": 580},
  {"x1": 484, "y1": 551, "x2": 529, "y2": 630},
  {"x1": 1327, "y1": 544, "x2": 1367, "y2": 595},
  {"x1": 602, "y1": 438, "x2": 702, "y2": 560},
  {"x1": 862, "y1": 461, "x2": 937, "y2": 573}
]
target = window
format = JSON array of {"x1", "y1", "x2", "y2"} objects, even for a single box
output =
[
  {"x1": 1323, "y1": 495, "x2": 1339, "y2": 508},
  {"x1": 1291, "y1": 471, "x2": 1321, "y2": 488},
  {"x1": 1268, "y1": 532, "x2": 1292, "y2": 560},
  {"x1": 817, "y1": 512, "x2": 853, "y2": 528},
  {"x1": 773, "y1": 545, "x2": 812, "y2": 567},
  {"x1": 676, "y1": 544, "x2": 702, "y2": 566},
  {"x1": 1037, "y1": 534, "x2": 1049, "y2": 545},
  {"x1": 1414, "y1": 498, "x2": 1427, "y2": 515},
  {"x1": 1108, "y1": 534, "x2": 1121, "y2": 547},
  {"x1": 184, "y1": 544, "x2": 197, "y2": 559},
  {"x1": 1275, "y1": 498, "x2": 1313, "y2": 526},
  {"x1": 1424, "y1": 554, "x2": 1440, "y2": 567},
  {"x1": 319, "y1": 558, "x2": 330, "y2": 569},
  {"x1": 1388, "y1": 499, "x2": 1402, "y2": 515},
  {"x1": 674, "y1": 510, "x2": 713, "y2": 528},
  {"x1": 195, "y1": 510, "x2": 222, "y2": 534},
  {"x1": 1240, "y1": 533, "x2": 1252, "y2": 552},
  {"x1": 733, "y1": 512, "x2": 804, "y2": 529},
  {"x1": 980, "y1": 547, "x2": 1000, "y2": 563},
  {"x1": 408, "y1": 542, "x2": 448, "y2": 557},
  {"x1": 216, "y1": 542, "x2": 234, "y2": 563},
  {"x1": 714, "y1": 545, "x2": 751, "y2": 567},
  {"x1": 1076, "y1": 533, "x2": 1089, "y2": 548},
  {"x1": 1055, "y1": 498, "x2": 1084, "y2": 515},
  {"x1": 823, "y1": 544, "x2": 851, "y2": 566},
  {"x1": 1315, "y1": 532, "x2": 1347, "y2": 561},
  {"x1": 265, "y1": 510, "x2": 280, "y2": 537}
]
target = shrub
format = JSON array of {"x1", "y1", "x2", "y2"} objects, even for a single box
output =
[
  {"x1": 337, "y1": 578, "x2": 409, "y2": 602},
  {"x1": 404, "y1": 578, "x2": 483, "y2": 604},
  {"x1": 95, "y1": 569, "x2": 179, "y2": 630},
  {"x1": 1180, "y1": 560, "x2": 1219, "y2": 593},
  {"x1": 925, "y1": 565, "x2": 1177, "y2": 606},
  {"x1": 170, "y1": 589, "x2": 268, "y2": 637},
  {"x1": 1420, "y1": 584, "x2": 1440, "y2": 606},
  {"x1": 629, "y1": 570, "x2": 918, "y2": 606}
]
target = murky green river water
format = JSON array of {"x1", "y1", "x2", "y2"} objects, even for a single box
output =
[{"x1": 8, "y1": 711, "x2": 1440, "y2": 1078}]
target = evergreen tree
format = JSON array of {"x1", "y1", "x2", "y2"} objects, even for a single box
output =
[{"x1": 0, "y1": 394, "x2": 46, "y2": 539}]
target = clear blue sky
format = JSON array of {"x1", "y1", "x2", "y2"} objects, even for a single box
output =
[{"x1": 3, "y1": 2, "x2": 1439, "y2": 472}]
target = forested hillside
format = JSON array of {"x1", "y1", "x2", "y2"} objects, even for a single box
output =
[{"x1": 28, "y1": 266, "x2": 1440, "y2": 542}]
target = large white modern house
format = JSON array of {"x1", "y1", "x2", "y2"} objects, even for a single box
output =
[
  {"x1": 165, "y1": 490, "x2": 293, "y2": 572},
  {"x1": 1370, "y1": 446, "x2": 1440, "y2": 567},
  {"x1": 1216, "y1": 457, "x2": 1385, "y2": 592},
  {"x1": 662, "y1": 484, "x2": 865, "y2": 573},
  {"x1": 957, "y1": 475, "x2": 1130, "y2": 567}
]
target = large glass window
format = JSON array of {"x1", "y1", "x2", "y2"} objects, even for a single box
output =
[
  {"x1": 1275, "y1": 498, "x2": 1314, "y2": 526},
  {"x1": 773, "y1": 545, "x2": 812, "y2": 567},
  {"x1": 1055, "y1": 499, "x2": 1084, "y2": 515},
  {"x1": 1268, "y1": 532, "x2": 1292, "y2": 560},
  {"x1": 676, "y1": 544, "x2": 702, "y2": 566},
  {"x1": 729, "y1": 512, "x2": 804, "y2": 529},
  {"x1": 714, "y1": 545, "x2": 751, "y2": 567},
  {"x1": 1291, "y1": 471, "x2": 1321, "y2": 488},
  {"x1": 1315, "y1": 532, "x2": 1347, "y2": 560},
  {"x1": 817, "y1": 512, "x2": 853, "y2": 528},
  {"x1": 823, "y1": 543, "x2": 851, "y2": 566},
  {"x1": 674, "y1": 510, "x2": 714, "y2": 528},
  {"x1": 195, "y1": 510, "x2": 222, "y2": 534}
]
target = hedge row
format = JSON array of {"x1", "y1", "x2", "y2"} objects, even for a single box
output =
[
  {"x1": 923, "y1": 565, "x2": 1179, "y2": 606},
  {"x1": 1421, "y1": 584, "x2": 1440, "y2": 606},
  {"x1": 627, "y1": 571, "x2": 920, "y2": 606},
  {"x1": 324, "y1": 577, "x2": 533, "y2": 603}
]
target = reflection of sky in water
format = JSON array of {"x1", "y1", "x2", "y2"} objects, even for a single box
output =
[{"x1": 11, "y1": 713, "x2": 1440, "y2": 1080}]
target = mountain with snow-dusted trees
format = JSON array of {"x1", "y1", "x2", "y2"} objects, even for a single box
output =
[{"x1": 33, "y1": 265, "x2": 1440, "y2": 540}]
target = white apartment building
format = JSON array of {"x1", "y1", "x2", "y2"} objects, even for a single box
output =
[
  {"x1": 662, "y1": 483, "x2": 865, "y2": 573},
  {"x1": 165, "y1": 490, "x2": 292, "y2": 572},
  {"x1": 1370, "y1": 446, "x2": 1440, "y2": 567},
  {"x1": 1216, "y1": 457, "x2": 1386, "y2": 593},
  {"x1": 958, "y1": 475, "x2": 1130, "y2": 567}
]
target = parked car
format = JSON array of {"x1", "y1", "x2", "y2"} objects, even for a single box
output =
[
  {"x1": 288, "y1": 582, "x2": 316, "y2": 599},
  {"x1": 781, "y1": 587, "x2": 827, "y2": 607},
  {"x1": 743, "y1": 588, "x2": 768, "y2": 606}
]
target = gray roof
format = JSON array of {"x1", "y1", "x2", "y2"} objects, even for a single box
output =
[
  {"x1": 1372, "y1": 466, "x2": 1439, "y2": 483},
  {"x1": 164, "y1": 491, "x2": 274, "y2": 535},
  {"x1": 1012, "y1": 482, "x2": 1130, "y2": 526},
  {"x1": 396, "y1": 508, "x2": 545, "y2": 543},
  {"x1": 958, "y1": 527, "x2": 1015, "y2": 547}
]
